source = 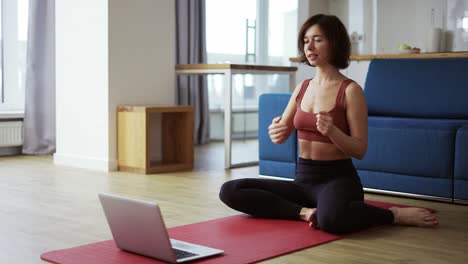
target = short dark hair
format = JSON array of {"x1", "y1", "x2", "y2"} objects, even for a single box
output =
[{"x1": 298, "y1": 14, "x2": 351, "y2": 69}]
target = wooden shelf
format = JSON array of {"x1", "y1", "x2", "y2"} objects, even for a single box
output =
[
  {"x1": 175, "y1": 63, "x2": 297, "y2": 72},
  {"x1": 289, "y1": 52, "x2": 468, "y2": 62},
  {"x1": 117, "y1": 105, "x2": 194, "y2": 174}
]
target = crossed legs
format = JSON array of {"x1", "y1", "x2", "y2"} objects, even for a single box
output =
[
  {"x1": 220, "y1": 177, "x2": 438, "y2": 235},
  {"x1": 219, "y1": 178, "x2": 315, "y2": 220}
]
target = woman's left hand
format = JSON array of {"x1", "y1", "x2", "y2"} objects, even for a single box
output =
[{"x1": 316, "y1": 111, "x2": 336, "y2": 136}]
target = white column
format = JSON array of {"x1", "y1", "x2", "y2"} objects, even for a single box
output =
[
  {"x1": 55, "y1": 0, "x2": 110, "y2": 171},
  {"x1": 55, "y1": 0, "x2": 175, "y2": 171},
  {"x1": 108, "y1": 0, "x2": 176, "y2": 167}
]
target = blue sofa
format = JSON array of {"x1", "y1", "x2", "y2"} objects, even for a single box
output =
[{"x1": 258, "y1": 58, "x2": 468, "y2": 203}]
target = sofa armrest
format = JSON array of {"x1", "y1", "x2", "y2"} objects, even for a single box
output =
[
  {"x1": 455, "y1": 125, "x2": 468, "y2": 202},
  {"x1": 258, "y1": 94, "x2": 297, "y2": 178}
]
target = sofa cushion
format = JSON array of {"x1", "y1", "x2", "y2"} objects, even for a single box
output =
[
  {"x1": 259, "y1": 160, "x2": 296, "y2": 179},
  {"x1": 258, "y1": 94, "x2": 297, "y2": 163},
  {"x1": 365, "y1": 58, "x2": 468, "y2": 119},
  {"x1": 354, "y1": 116, "x2": 468, "y2": 179},
  {"x1": 455, "y1": 125, "x2": 468, "y2": 201}
]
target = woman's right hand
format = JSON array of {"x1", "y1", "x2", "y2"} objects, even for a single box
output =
[{"x1": 268, "y1": 116, "x2": 289, "y2": 144}]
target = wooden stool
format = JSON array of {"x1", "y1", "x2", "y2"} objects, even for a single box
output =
[{"x1": 117, "y1": 105, "x2": 194, "y2": 173}]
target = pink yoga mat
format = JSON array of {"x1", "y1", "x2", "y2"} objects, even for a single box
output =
[{"x1": 41, "y1": 200, "x2": 412, "y2": 264}]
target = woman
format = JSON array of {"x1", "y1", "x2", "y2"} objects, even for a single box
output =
[{"x1": 219, "y1": 14, "x2": 438, "y2": 234}]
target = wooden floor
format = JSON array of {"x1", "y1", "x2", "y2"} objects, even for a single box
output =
[{"x1": 0, "y1": 146, "x2": 467, "y2": 263}]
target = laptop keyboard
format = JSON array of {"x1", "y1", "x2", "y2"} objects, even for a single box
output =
[{"x1": 173, "y1": 248, "x2": 199, "y2": 259}]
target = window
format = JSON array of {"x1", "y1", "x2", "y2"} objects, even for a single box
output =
[
  {"x1": 206, "y1": 0, "x2": 256, "y2": 59},
  {"x1": 0, "y1": 1, "x2": 3, "y2": 103},
  {"x1": 463, "y1": 17, "x2": 468, "y2": 31},
  {"x1": 0, "y1": 0, "x2": 29, "y2": 112},
  {"x1": 205, "y1": 0, "x2": 298, "y2": 112},
  {"x1": 267, "y1": 0, "x2": 298, "y2": 64},
  {"x1": 205, "y1": 0, "x2": 298, "y2": 157}
]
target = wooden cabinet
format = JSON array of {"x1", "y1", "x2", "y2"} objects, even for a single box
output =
[{"x1": 117, "y1": 105, "x2": 194, "y2": 173}]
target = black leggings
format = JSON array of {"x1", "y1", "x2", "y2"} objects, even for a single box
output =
[{"x1": 219, "y1": 158, "x2": 394, "y2": 234}]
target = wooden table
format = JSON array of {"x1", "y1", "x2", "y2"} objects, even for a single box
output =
[{"x1": 176, "y1": 64, "x2": 297, "y2": 169}]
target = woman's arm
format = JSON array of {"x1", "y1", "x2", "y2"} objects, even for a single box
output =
[
  {"x1": 316, "y1": 82, "x2": 368, "y2": 159},
  {"x1": 268, "y1": 81, "x2": 303, "y2": 144}
]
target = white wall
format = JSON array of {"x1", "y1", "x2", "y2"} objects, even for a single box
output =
[
  {"x1": 446, "y1": 0, "x2": 468, "y2": 51},
  {"x1": 108, "y1": 0, "x2": 175, "y2": 164},
  {"x1": 294, "y1": 0, "x2": 458, "y2": 88},
  {"x1": 55, "y1": 0, "x2": 110, "y2": 170},
  {"x1": 299, "y1": 0, "x2": 452, "y2": 55},
  {"x1": 298, "y1": 0, "x2": 329, "y2": 25},
  {"x1": 362, "y1": 0, "x2": 375, "y2": 55},
  {"x1": 329, "y1": 0, "x2": 348, "y2": 29},
  {"x1": 55, "y1": 0, "x2": 175, "y2": 171},
  {"x1": 308, "y1": 0, "x2": 329, "y2": 16},
  {"x1": 376, "y1": 0, "x2": 446, "y2": 54}
]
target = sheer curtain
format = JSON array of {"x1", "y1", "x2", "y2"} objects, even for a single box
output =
[
  {"x1": 176, "y1": 0, "x2": 209, "y2": 145},
  {"x1": 22, "y1": 0, "x2": 56, "y2": 154}
]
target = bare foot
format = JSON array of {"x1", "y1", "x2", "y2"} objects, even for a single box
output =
[
  {"x1": 389, "y1": 207, "x2": 439, "y2": 227},
  {"x1": 300, "y1": 208, "x2": 319, "y2": 229}
]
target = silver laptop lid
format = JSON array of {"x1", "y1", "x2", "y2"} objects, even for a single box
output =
[{"x1": 98, "y1": 193, "x2": 177, "y2": 263}]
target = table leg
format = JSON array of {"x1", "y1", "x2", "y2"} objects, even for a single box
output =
[
  {"x1": 289, "y1": 71, "x2": 296, "y2": 91},
  {"x1": 224, "y1": 69, "x2": 232, "y2": 169}
]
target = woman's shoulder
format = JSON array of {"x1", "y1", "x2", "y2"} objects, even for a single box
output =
[
  {"x1": 345, "y1": 80, "x2": 363, "y2": 93},
  {"x1": 293, "y1": 78, "x2": 313, "y2": 94},
  {"x1": 300, "y1": 77, "x2": 314, "y2": 85},
  {"x1": 344, "y1": 80, "x2": 365, "y2": 103}
]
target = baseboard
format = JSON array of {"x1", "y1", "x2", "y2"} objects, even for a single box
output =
[
  {"x1": 53, "y1": 153, "x2": 118, "y2": 172},
  {"x1": 454, "y1": 199, "x2": 468, "y2": 205},
  {"x1": 256, "y1": 176, "x2": 456, "y2": 203},
  {"x1": 363, "y1": 188, "x2": 453, "y2": 203},
  {"x1": 258, "y1": 175, "x2": 294, "y2": 181},
  {"x1": 0, "y1": 146, "x2": 22, "y2": 156}
]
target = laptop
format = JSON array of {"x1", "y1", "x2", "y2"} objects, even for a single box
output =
[{"x1": 98, "y1": 193, "x2": 224, "y2": 263}]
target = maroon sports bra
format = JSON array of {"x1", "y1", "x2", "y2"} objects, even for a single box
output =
[{"x1": 293, "y1": 78, "x2": 353, "y2": 143}]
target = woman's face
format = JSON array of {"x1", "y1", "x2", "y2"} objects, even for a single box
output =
[{"x1": 303, "y1": 25, "x2": 330, "y2": 67}]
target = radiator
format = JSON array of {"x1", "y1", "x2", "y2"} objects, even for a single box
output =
[{"x1": 0, "y1": 121, "x2": 23, "y2": 147}]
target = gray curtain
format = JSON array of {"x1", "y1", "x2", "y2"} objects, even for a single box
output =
[
  {"x1": 176, "y1": 0, "x2": 209, "y2": 145},
  {"x1": 22, "y1": 0, "x2": 56, "y2": 154}
]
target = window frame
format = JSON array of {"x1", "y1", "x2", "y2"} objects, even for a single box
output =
[
  {"x1": 1, "y1": 0, "x2": 4, "y2": 103},
  {"x1": 0, "y1": 0, "x2": 27, "y2": 114}
]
